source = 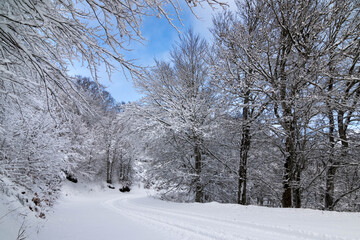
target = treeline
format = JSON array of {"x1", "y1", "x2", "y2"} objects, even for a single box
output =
[
  {"x1": 131, "y1": 0, "x2": 360, "y2": 211},
  {"x1": 0, "y1": 75, "x2": 134, "y2": 215}
]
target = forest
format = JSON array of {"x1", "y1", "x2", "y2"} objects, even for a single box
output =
[{"x1": 0, "y1": 0, "x2": 359, "y2": 230}]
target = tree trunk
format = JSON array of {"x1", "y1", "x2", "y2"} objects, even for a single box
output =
[
  {"x1": 106, "y1": 143, "x2": 112, "y2": 184},
  {"x1": 194, "y1": 143, "x2": 203, "y2": 203},
  {"x1": 109, "y1": 147, "x2": 116, "y2": 183},
  {"x1": 119, "y1": 154, "x2": 123, "y2": 181},
  {"x1": 282, "y1": 154, "x2": 293, "y2": 208},
  {"x1": 282, "y1": 115, "x2": 296, "y2": 208},
  {"x1": 293, "y1": 169, "x2": 302, "y2": 208},
  {"x1": 106, "y1": 163, "x2": 112, "y2": 184},
  {"x1": 325, "y1": 164, "x2": 337, "y2": 210},
  {"x1": 324, "y1": 76, "x2": 336, "y2": 210},
  {"x1": 278, "y1": 27, "x2": 295, "y2": 208},
  {"x1": 325, "y1": 110, "x2": 349, "y2": 210},
  {"x1": 238, "y1": 90, "x2": 251, "y2": 205}
]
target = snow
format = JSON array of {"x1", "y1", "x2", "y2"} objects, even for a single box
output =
[
  {"x1": 0, "y1": 197, "x2": 25, "y2": 240},
  {"x1": 0, "y1": 178, "x2": 43, "y2": 240},
  {"x1": 20, "y1": 183, "x2": 359, "y2": 240},
  {"x1": 33, "y1": 184, "x2": 168, "y2": 240}
]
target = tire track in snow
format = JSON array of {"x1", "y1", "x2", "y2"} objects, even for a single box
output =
[
  {"x1": 103, "y1": 196, "x2": 349, "y2": 240},
  {"x1": 103, "y1": 197, "x2": 227, "y2": 240},
  {"x1": 126, "y1": 198, "x2": 348, "y2": 240}
]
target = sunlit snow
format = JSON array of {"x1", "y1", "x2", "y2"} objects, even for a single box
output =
[{"x1": 25, "y1": 183, "x2": 360, "y2": 240}]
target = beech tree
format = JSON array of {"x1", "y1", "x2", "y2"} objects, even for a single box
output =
[
  {"x1": 211, "y1": 1, "x2": 269, "y2": 205},
  {"x1": 135, "y1": 30, "x2": 220, "y2": 202},
  {"x1": 319, "y1": 0, "x2": 360, "y2": 210}
]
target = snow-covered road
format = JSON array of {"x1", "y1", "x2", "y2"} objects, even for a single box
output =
[{"x1": 35, "y1": 185, "x2": 360, "y2": 240}]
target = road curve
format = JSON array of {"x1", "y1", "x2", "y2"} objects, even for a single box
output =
[
  {"x1": 103, "y1": 194, "x2": 356, "y2": 240},
  {"x1": 35, "y1": 187, "x2": 360, "y2": 240}
]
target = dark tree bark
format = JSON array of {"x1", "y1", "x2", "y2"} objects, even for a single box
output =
[
  {"x1": 325, "y1": 164, "x2": 337, "y2": 210},
  {"x1": 293, "y1": 169, "x2": 302, "y2": 208},
  {"x1": 325, "y1": 80, "x2": 336, "y2": 210},
  {"x1": 281, "y1": 110, "x2": 297, "y2": 208},
  {"x1": 278, "y1": 27, "x2": 296, "y2": 208},
  {"x1": 238, "y1": 89, "x2": 251, "y2": 205},
  {"x1": 194, "y1": 143, "x2": 203, "y2": 203},
  {"x1": 106, "y1": 143, "x2": 112, "y2": 184}
]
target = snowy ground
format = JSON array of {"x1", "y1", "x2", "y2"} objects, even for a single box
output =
[
  {"x1": 26, "y1": 183, "x2": 359, "y2": 240},
  {"x1": 2, "y1": 183, "x2": 360, "y2": 240}
]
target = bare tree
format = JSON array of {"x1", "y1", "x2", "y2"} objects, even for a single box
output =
[
  {"x1": 320, "y1": 0, "x2": 360, "y2": 210},
  {"x1": 135, "y1": 30, "x2": 218, "y2": 202},
  {"x1": 211, "y1": 0, "x2": 268, "y2": 205}
]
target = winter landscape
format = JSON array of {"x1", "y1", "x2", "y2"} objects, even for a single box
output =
[
  {"x1": 1, "y1": 0, "x2": 360, "y2": 239},
  {"x1": 2, "y1": 182, "x2": 360, "y2": 240}
]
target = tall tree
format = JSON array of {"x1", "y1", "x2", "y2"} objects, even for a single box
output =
[
  {"x1": 320, "y1": 0, "x2": 360, "y2": 210},
  {"x1": 211, "y1": 0, "x2": 268, "y2": 205},
  {"x1": 135, "y1": 30, "x2": 218, "y2": 202},
  {"x1": 212, "y1": 0, "x2": 330, "y2": 208}
]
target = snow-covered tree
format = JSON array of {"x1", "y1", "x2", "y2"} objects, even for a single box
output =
[
  {"x1": 208, "y1": 0, "x2": 359, "y2": 210},
  {"x1": 211, "y1": 1, "x2": 269, "y2": 204},
  {"x1": 317, "y1": 0, "x2": 360, "y2": 210},
  {"x1": 135, "y1": 30, "x2": 222, "y2": 202},
  {"x1": 0, "y1": 0, "x2": 225, "y2": 108},
  {"x1": 0, "y1": 79, "x2": 78, "y2": 216}
]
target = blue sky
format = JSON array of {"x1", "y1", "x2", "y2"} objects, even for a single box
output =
[{"x1": 68, "y1": 1, "x2": 235, "y2": 103}]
